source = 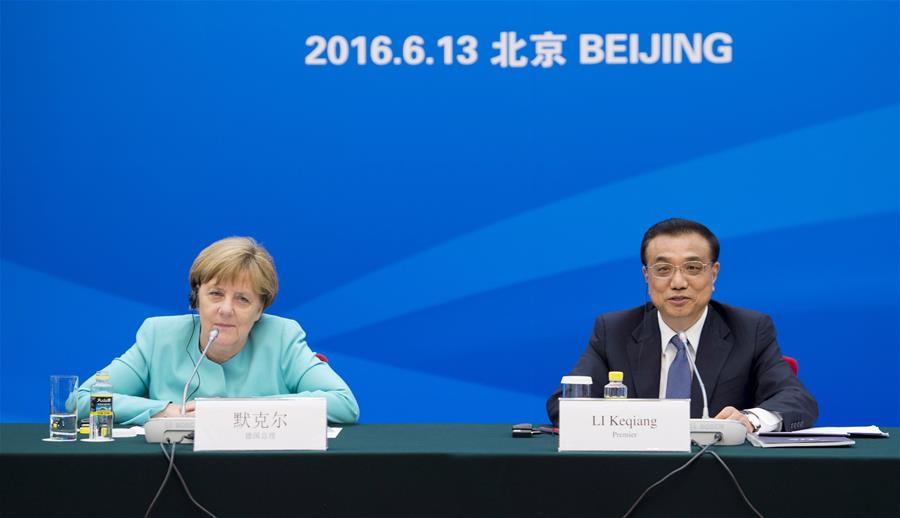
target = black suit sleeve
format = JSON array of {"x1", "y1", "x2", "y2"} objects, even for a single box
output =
[
  {"x1": 546, "y1": 316, "x2": 612, "y2": 425},
  {"x1": 751, "y1": 315, "x2": 818, "y2": 431}
]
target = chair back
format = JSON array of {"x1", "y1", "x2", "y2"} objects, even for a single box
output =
[{"x1": 783, "y1": 355, "x2": 798, "y2": 375}]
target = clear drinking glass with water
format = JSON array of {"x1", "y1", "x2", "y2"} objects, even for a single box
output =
[
  {"x1": 561, "y1": 375, "x2": 593, "y2": 398},
  {"x1": 47, "y1": 375, "x2": 79, "y2": 441}
]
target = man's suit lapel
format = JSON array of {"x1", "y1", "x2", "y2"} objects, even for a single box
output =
[
  {"x1": 628, "y1": 304, "x2": 662, "y2": 399},
  {"x1": 693, "y1": 304, "x2": 733, "y2": 417}
]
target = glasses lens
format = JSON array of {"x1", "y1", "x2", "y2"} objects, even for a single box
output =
[
  {"x1": 652, "y1": 264, "x2": 674, "y2": 277},
  {"x1": 682, "y1": 262, "x2": 706, "y2": 275}
]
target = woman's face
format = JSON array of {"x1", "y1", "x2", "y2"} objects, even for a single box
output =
[{"x1": 197, "y1": 275, "x2": 263, "y2": 353}]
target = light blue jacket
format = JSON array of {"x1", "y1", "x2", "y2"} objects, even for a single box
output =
[{"x1": 76, "y1": 314, "x2": 360, "y2": 426}]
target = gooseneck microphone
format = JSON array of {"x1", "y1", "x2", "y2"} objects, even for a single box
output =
[
  {"x1": 679, "y1": 331, "x2": 747, "y2": 445},
  {"x1": 144, "y1": 327, "x2": 220, "y2": 444},
  {"x1": 679, "y1": 332, "x2": 710, "y2": 419},
  {"x1": 180, "y1": 328, "x2": 219, "y2": 416}
]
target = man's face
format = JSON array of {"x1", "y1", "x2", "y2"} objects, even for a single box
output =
[{"x1": 642, "y1": 232, "x2": 719, "y2": 330}]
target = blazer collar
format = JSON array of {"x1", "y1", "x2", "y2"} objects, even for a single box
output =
[
  {"x1": 628, "y1": 303, "x2": 662, "y2": 399},
  {"x1": 693, "y1": 302, "x2": 733, "y2": 416}
]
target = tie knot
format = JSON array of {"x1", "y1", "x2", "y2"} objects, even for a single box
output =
[{"x1": 670, "y1": 334, "x2": 687, "y2": 352}]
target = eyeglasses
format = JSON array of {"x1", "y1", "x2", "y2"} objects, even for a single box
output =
[{"x1": 646, "y1": 261, "x2": 711, "y2": 278}]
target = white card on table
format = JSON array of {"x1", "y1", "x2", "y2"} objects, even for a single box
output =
[
  {"x1": 559, "y1": 398, "x2": 690, "y2": 452},
  {"x1": 194, "y1": 397, "x2": 327, "y2": 451}
]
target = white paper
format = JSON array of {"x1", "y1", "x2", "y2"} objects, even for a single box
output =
[
  {"x1": 112, "y1": 426, "x2": 145, "y2": 438},
  {"x1": 126, "y1": 422, "x2": 333, "y2": 440}
]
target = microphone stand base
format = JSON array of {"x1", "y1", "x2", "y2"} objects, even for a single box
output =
[
  {"x1": 690, "y1": 418, "x2": 747, "y2": 446},
  {"x1": 145, "y1": 417, "x2": 196, "y2": 444}
]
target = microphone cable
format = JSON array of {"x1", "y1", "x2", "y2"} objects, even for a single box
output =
[
  {"x1": 621, "y1": 433, "x2": 764, "y2": 518},
  {"x1": 159, "y1": 439, "x2": 218, "y2": 518},
  {"x1": 144, "y1": 438, "x2": 218, "y2": 518},
  {"x1": 621, "y1": 435, "x2": 719, "y2": 518},
  {"x1": 144, "y1": 439, "x2": 177, "y2": 518},
  {"x1": 705, "y1": 448, "x2": 764, "y2": 518}
]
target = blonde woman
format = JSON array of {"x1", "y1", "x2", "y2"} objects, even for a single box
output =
[{"x1": 77, "y1": 237, "x2": 359, "y2": 425}]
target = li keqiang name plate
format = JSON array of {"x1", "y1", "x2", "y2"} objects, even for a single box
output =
[{"x1": 558, "y1": 398, "x2": 690, "y2": 452}]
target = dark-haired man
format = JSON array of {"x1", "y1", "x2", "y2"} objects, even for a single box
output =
[{"x1": 547, "y1": 218, "x2": 818, "y2": 432}]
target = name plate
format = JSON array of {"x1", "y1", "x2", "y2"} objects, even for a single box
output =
[
  {"x1": 194, "y1": 397, "x2": 327, "y2": 451},
  {"x1": 559, "y1": 398, "x2": 690, "y2": 452}
]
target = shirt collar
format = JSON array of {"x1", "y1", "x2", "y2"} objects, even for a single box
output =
[{"x1": 658, "y1": 305, "x2": 708, "y2": 355}]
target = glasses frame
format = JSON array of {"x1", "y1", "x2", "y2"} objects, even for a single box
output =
[{"x1": 645, "y1": 261, "x2": 713, "y2": 279}]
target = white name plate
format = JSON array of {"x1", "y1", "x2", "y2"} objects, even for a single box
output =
[
  {"x1": 559, "y1": 398, "x2": 690, "y2": 452},
  {"x1": 194, "y1": 397, "x2": 327, "y2": 451}
]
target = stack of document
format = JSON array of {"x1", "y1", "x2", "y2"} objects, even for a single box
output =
[
  {"x1": 748, "y1": 434, "x2": 854, "y2": 448},
  {"x1": 747, "y1": 425, "x2": 889, "y2": 448},
  {"x1": 764, "y1": 425, "x2": 889, "y2": 438}
]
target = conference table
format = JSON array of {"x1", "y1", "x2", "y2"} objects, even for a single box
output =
[{"x1": 1, "y1": 424, "x2": 897, "y2": 517}]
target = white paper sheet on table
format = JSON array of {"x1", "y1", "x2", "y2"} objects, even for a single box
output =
[
  {"x1": 112, "y1": 426, "x2": 145, "y2": 438},
  {"x1": 113, "y1": 425, "x2": 341, "y2": 439}
]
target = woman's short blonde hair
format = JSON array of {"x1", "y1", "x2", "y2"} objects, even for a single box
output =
[{"x1": 188, "y1": 237, "x2": 278, "y2": 310}]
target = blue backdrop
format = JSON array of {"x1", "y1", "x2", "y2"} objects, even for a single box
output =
[{"x1": 2, "y1": 1, "x2": 898, "y2": 426}]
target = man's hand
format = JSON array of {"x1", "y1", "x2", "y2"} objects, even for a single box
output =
[
  {"x1": 152, "y1": 401, "x2": 196, "y2": 418},
  {"x1": 714, "y1": 406, "x2": 753, "y2": 433}
]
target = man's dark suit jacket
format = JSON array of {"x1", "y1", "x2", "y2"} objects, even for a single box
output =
[{"x1": 547, "y1": 301, "x2": 818, "y2": 430}]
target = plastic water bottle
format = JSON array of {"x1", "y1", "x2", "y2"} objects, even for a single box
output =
[
  {"x1": 603, "y1": 371, "x2": 628, "y2": 399},
  {"x1": 89, "y1": 371, "x2": 114, "y2": 441}
]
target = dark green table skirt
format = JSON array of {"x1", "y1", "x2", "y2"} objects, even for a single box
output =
[{"x1": 2, "y1": 424, "x2": 898, "y2": 517}]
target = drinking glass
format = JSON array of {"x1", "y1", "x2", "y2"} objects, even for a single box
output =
[
  {"x1": 561, "y1": 375, "x2": 593, "y2": 398},
  {"x1": 46, "y1": 375, "x2": 79, "y2": 441}
]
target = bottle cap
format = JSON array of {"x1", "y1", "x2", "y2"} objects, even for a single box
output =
[
  {"x1": 95, "y1": 371, "x2": 110, "y2": 380},
  {"x1": 561, "y1": 375, "x2": 592, "y2": 385},
  {"x1": 608, "y1": 371, "x2": 624, "y2": 382}
]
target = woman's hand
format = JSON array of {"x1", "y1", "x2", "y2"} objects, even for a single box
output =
[{"x1": 152, "y1": 401, "x2": 196, "y2": 418}]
